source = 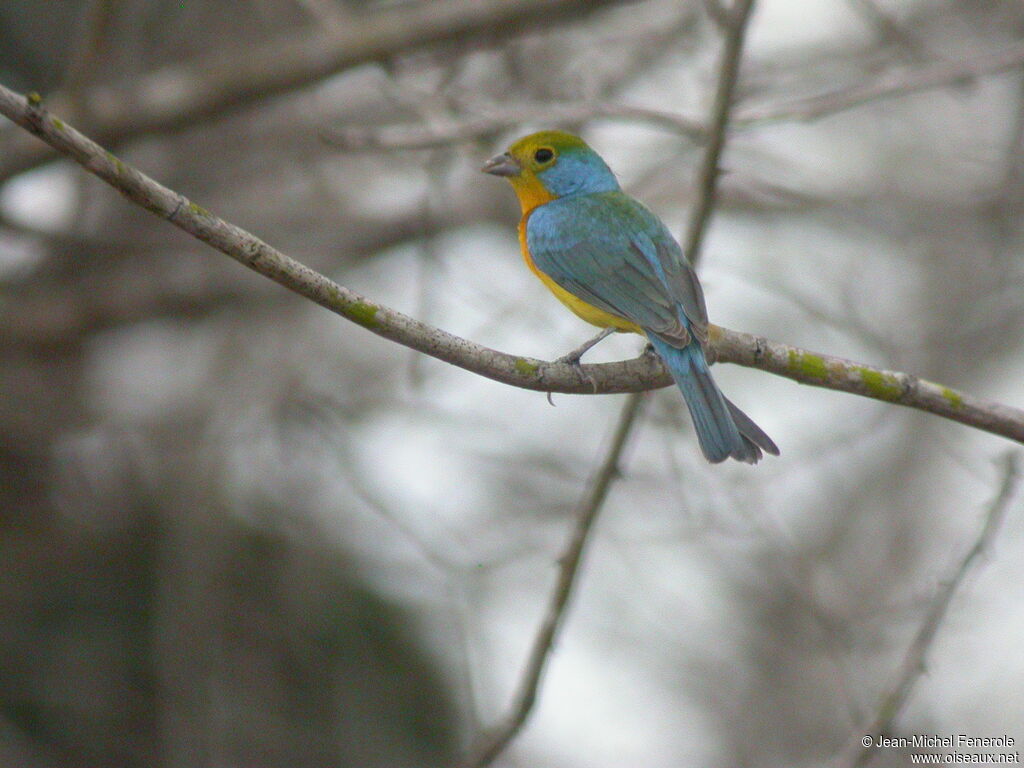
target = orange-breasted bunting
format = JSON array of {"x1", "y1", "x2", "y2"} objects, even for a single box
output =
[{"x1": 483, "y1": 130, "x2": 779, "y2": 464}]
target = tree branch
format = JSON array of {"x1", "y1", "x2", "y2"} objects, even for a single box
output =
[
  {"x1": 681, "y1": 0, "x2": 756, "y2": 267},
  {"x1": 318, "y1": 40, "x2": 1024, "y2": 154},
  {"x1": 321, "y1": 100, "x2": 708, "y2": 151},
  {"x1": 837, "y1": 452, "x2": 1021, "y2": 768},
  {"x1": 844, "y1": 0, "x2": 933, "y2": 61},
  {"x1": 1, "y1": 83, "x2": 1022, "y2": 446},
  {"x1": 462, "y1": 391, "x2": 645, "y2": 768},
  {"x1": 708, "y1": 327, "x2": 1024, "y2": 444},
  {"x1": 0, "y1": 0, "x2": 633, "y2": 182},
  {"x1": 743, "y1": 39, "x2": 1024, "y2": 124}
]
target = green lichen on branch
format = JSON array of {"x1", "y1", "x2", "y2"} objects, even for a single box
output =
[
  {"x1": 514, "y1": 358, "x2": 540, "y2": 377},
  {"x1": 857, "y1": 367, "x2": 903, "y2": 401},
  {"x1": 187, "y1": 201, "x2": 210, "y2": 217},
  {"x1": 941, "y1": 386, "x2": 964, "y2": 409},
  {"x1": 105, "y1": 150, "x2": 125, "y2": 176},
  {"x1": 787, "y1": 349, "x2": 829, "y2": 381},
  {"x1": 346, "y1": 300, "x2": 380, "y2": 329}
]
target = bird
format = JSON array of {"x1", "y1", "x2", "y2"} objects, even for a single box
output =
[{"x1": 482, "y1": 130, "x2": 778, "y2": 464}]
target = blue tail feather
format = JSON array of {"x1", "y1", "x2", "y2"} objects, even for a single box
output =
[{"x1": 646, "y1": 335, "x2": 777, "y2": 464}]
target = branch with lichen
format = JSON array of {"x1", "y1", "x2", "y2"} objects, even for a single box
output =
[{"x1": 1, "y1": 83, "x2": 1022, "y2": 446}]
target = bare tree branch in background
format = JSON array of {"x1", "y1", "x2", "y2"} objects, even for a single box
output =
[
  {"x1": 701, "y1": 0, "x2": 734, "y2": 32},
  {"x1": 1, "y1": 82, "x2": 1023, "y2": 447},
  {"x1": 836, "y1": 452, "x2": 1021, "y2": 768},
  {"x1": 0, "y1": 0, "x2": 634, "y2": 183},
  {"x1": 742, "y1": 39, "x2": 1024, "y2": 124},
  {"x1": 321, "y1": 101, "x2": 708, "y2": 151},
  {"x1": 462, "y1": 391, "x2": 645, "y2": 768},
  {"x1": 681, "y1": 0, "x2": 755, "y2": 268},
  {"x1": 845, "y1": 0, "x2": 934, "y2": 61},
  {"x1": 62, "y1": 0, "x2": 121, "y2": 120},
  {"x1": 317, "y1": 39, "x2": 1024, "y2": 155}
]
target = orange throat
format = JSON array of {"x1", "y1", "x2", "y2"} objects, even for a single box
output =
[{"x1": 508, "y1": 174, "x2": 558, "y2": 216}]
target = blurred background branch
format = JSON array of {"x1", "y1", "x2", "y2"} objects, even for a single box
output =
[
  {"x1": 2, "y1": 1, "x2": 1024, "y2": 767},
  {"x1": 0, "y1": 0, "x2": 635, "y2": 183},
  {"x1": 680, "y1": 0, "x2": 755, "y2": 268},
  {"x1": 838, "y1": 452, "x2": 1021, "y2": 768},
  {"x1": 464, "y1": 391, "x2": 645, "y2": 768}
]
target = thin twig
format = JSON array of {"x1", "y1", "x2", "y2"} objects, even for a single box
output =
[
  {"x1": 681, "y1": 0, "x2": 756, "y2": 268},
  {"x1": 742, "y1": 39, "x2": 1024, "y2": 124},
  {"x1": 321, "y1": 40, "x2": 1024, "y2": 156},
  {"x1": 993, "y1": 71, "x2": 1024, "y2": 203},
  {"x1": 6, "y1": 18, "x2": 1024, "y2": 184},
  {"x1": 62, "y1": 0, "x2": 121, "y2": 121},
  {"x1": 701, "y1": 0, "x2": 733, "y2": 31},
  {"x1": 0, "y1": 0, "x2": 634, "y2": 183},
  {"x1": 837, "y1": 452, "x2": 1021, "y2": 768},
  {"x1": 321, "y1": 101, "x2": 707, "y2": 151},
  {"x1": 845, "y1": 0, "x2": 932, "y2": 61},
  {"x1": 1, "y1": 84, "x2": 1023, "y2": 445},
  {"x1": 461, "y1": 391, "x2": 645, "y2": 768},
  {"x1": 326, "y1": 4, "x2": 698, "y2": 153}
]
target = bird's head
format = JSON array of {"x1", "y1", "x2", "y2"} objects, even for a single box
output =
[{"x1": 482, "y1": 130, "x2": 620, "y2": 213}]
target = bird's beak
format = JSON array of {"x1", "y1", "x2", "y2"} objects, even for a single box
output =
[{"x1": 481, "y1": 152, "x2": 520, "y2": 177}]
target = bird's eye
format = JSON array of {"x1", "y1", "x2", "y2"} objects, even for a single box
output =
[{"x1": 534, "y1": 148, "x2": 554, "y2": 164}]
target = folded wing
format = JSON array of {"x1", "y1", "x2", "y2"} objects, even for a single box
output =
[{"x1": 526, "y1": 191, "x2": 708, "y2": 347}]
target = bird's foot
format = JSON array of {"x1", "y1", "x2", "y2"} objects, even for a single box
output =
[
  {"x1": 555, "y1": 327, "x2": 616, "y2": 393},
  {"x1": 555, "y1": 353, "x2": 599, "y2": 394}
]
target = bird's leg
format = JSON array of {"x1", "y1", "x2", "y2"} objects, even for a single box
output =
[
  {"x1": 556, "y1": 327, "x2": 616, "y2": 366},
  {"x1": 554, "y1": 327, "x2": 616, "y2": 395}
]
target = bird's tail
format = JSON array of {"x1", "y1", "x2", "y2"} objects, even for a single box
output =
[{"x1": 647, "y1": 335, "x2": 779, "y2": 464}]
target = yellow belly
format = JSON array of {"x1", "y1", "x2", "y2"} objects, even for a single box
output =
[{"x1": 518, "y1": 218, "x2": 643, "y2": 334}]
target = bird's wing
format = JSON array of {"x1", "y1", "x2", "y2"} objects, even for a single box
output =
[{"x1": 526, "y1": 192, "x2": 708, "y2": 347}]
